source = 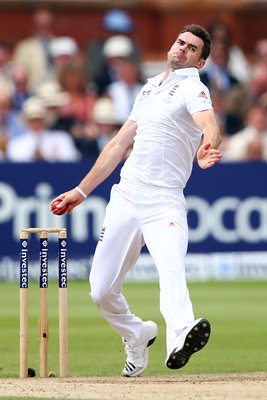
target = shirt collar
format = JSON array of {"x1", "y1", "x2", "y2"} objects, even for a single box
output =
[
  {"x1": 147, "y1": 72, "x2": 165, "y2": 87},
  {"x1": 172, "y1": 67, "x2": 200, "y2": 77},
  {"x1": 148, "y1": 67, "x2": 200, "y2": 86}
]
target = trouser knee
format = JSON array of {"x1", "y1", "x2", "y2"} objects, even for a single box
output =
[
  {"x1": 91, "y1": 289, "x2": 128, "y2": 315},
  {"x1": 90, "y1": 288, "x2": 109, "y2": 307}
]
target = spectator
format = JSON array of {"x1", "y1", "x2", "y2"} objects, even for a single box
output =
[
  {"x1": 68, "y1": 96, "x2": 119, "y2": 158},
  {"x1": 70, "y1": 125, "x2": 99, "y2": 159},
  {"x1": 223, "y1": 106, "x2": 267, "y2": 161},
  {"x1": 200, "y1": 38, "x2": 240, "y2": 93},
  {"x1": 57, "y1": 61, "x2": 96, "y2": 124},
  {"x1": 0, "y1": 84, "x2": 26, "y2": 160},
  {"x1": 35, "y1": 79, "x2": 70, "y2": 131},
  {"x1": 106, "y1": 58, "x2": 144, "y2": 125},
  {"x1": 36, "y1": 79, "x2": 97, "y2": 157},
  {"x1": 12, "y1": 8, "x2": 56, "y2": 91},
  {"x1": 258, "y1": 90, "x2": 267, "y2": 110},
  {"x1": 85, "y1": 9, "x2": 141, "y2": 95},
  {"x1": 206, "y1": 20, "x2": 251, "y2": 85},
  {"x1": 91, "y1": 34, "x2": 138, "y2": 95},
  {"x1": 244, "y1": 137, "x2": 264, "y2": 161},
  {"x1": 92, "y1": 96, "x2": 120, "y2": 151},
  {"x1": 37, "y1": 71, "x2": 97, "y2": 157},
  {"x1": 49, "y1": 36, "x2": 80, "y2": 80},
  {"x1": 34, "y1": 36, "x2": 81, "y2": 132},
  {"x1": 200, "y1": 36, "x2": 250, "y2": 135},
  {"x1": 250, "y1": 39, "x2": 267, "y2": 102},
  {"x1": 0, "y1": 40, "x2": 14, "y2": 92},
  {"x1": 11, "y1": 65, "x2": 31, "y2": 112},
  {"x1": 6, "y1": 97, "x2": 79, "y2": 162}
]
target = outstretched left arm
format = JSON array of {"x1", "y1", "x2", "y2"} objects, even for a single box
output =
[{"x1": 193, "y1": 109, "x2": 222, "y2": 169}]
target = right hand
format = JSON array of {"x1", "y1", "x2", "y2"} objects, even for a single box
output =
[
  {"x1": 197, "y1": 143, "x2": 222, "y2": 169},
  {"x1": 50, "y1": 188, "x2": 86, "y2": 215}
]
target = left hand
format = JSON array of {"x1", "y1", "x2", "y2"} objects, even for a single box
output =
[{"x1": 197, "y1": 143, "x2": 222, "y2": 169}]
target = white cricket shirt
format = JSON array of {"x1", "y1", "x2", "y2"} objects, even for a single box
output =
[{"x1": 120, "y1": 67, "x2": 212, "y2": 190}]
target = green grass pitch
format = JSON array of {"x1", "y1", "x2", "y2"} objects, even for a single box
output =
[{"x1": 0, "y1": 279, "x2": 266, "y2": 378}]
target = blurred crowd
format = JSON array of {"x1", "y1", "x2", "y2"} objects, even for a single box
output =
[{"x1": 1, "y1": 8, "x2": 267, "y2": 162}]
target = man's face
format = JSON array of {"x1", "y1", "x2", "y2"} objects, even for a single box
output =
[
  {"x1": 26, "y1": 118, "x2": 45, "y2": 132},
  {"x1": 167, "y1": 31, "x2": 206, "y2": 70},
  {"x1": 33, "y1": 10, "x2": 54, "y2": 37}
]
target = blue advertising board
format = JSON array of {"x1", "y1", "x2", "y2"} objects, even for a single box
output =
[
  {"x1": 0, "y1": 160, "x2": 267, "y2": 281},
  {"x1": 185, "y1": 161, "x2": 267, "y2": 253},
  {"x1": 0, "y1": 160, "x2": 120, "y2": 259}
]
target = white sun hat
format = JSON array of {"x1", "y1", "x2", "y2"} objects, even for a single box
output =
[
  {"x1": 22, "y1": 97, "x2": 46, "y2": 119},
  {"x1": 103, "y1": 35, "x2": 133, "y2": 59}
]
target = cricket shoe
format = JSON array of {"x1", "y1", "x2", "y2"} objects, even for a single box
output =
[
  {"x1": 165, "y1": 318, "x2": 211, "y2": 370},
  {"x1": 122, "y1": 321, "x2": 158, "y2": 377}
]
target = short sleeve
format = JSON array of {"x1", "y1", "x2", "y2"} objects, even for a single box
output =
[
  {"x1": 128, "y1": 82, "x2": 148, "y2": 122},
  {"x1": 182, "y1": 79, "x2": 212, "y2": 115}
]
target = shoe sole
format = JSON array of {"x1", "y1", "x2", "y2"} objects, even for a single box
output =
[
  {"x1": 123, "y1": 336, "x2": 157, "y2": 377},
  {"x1": 166, "y1": 318, "x2": 211, "y2": 370}
]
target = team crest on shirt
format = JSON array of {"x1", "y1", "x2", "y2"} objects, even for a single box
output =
[{"x1": 198, "y1": 90, "x2": 208, "y2": 99}]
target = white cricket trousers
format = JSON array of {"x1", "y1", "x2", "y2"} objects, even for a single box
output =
[{"x1": 89, "y1": 180, "x2": 195, "y2": 355}]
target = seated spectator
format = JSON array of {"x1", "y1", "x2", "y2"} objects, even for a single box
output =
[
  {"x1": 0, "y1": 84, "x2": 26, "y2": 160},
  {"x1": 57, "y1": 61, "x2": 96, "y2": 124},
  {"x1": 68, "y1": 97, "x2": 119, "y2": 158},
  {"x1": 70, "y1": 124, "x2": 99, "y2": 158},
  {"x1": 0, "y1": 40, "x2": 14, "y2": 92},
  {"x1": 244, "y1": 137, "x2": 264, "y2": 161},
  {"x1": 85, "y1": 9, "x2": 141, "y2": 94},
  {"x1": 206, "y1": 20, "x2": 251, "y2": 85},
  {"x1": 6, "y1": 97, "x2": 79, "y2": 162},
  {"x1": 93, "y1": 34, "x2": 139, "y2": 95},
  {"x1": 35, "y1": 79, "x2": 71, "y2": 131},
  {"x1": 222, "y1": 84, "x2": 251, "y2": 136},
  {"x1": 106, "y1": 57, "x2": 144, "y2": 125},
  {"x1": 91, "y1": 96, "x2": 120, "y2": 151},
  {"x1": 250, "y1": 39, "x2": 267, "y2": 102},
  {"x1": 223, "y1": 106, "x2": 267, "y2": 161},
  {"x1": 11, "y1": 65, "x2": 31, "y2": 111},
  {"x1": 12, "y1": 8, "x2": 56, "y2": 92},
  {"x1": 200, "y1": 38, "x2": 240, "y2": 92},
  {"x1": 200, "y1": 36, "x2": 250, "y2": 135},
  {"x1": 37, "y1": 78, "x2": 97, "y2": 157},
  {"x1": 49, "y1": 36, "x2": 80, "y2": 81}
]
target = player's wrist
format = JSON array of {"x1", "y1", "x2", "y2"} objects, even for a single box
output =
[{"x1": 74, "y1": 186, "x2": 87, "y2": 199}]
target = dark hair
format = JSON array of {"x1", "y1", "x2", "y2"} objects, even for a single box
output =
[{"x1": 179, "y1": 24, "x2": 211, "y2": 60}]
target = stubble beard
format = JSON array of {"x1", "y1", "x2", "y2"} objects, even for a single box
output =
[
  {"x1": 167, "y1": 54, "x2": 184, "y2": 70},
  {"x1": 169, "y1": 60, "x2": 181, "y2": 70}
]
